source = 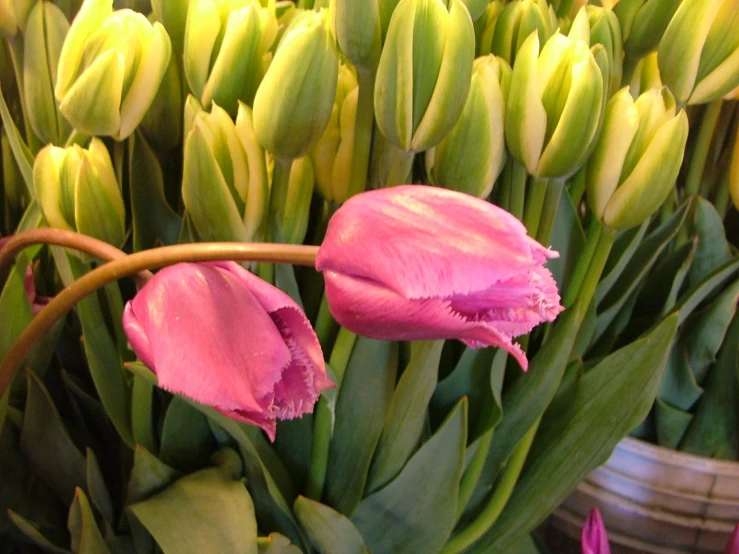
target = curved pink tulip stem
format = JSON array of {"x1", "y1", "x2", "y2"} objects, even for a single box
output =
[
  {"x1": 0, "y1": 242, "x2": 319, "y2": 398},
  {"x1": 0, "y1": 228, "x2": 154, "y2": 286}
]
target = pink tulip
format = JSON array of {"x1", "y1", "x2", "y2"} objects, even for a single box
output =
[
  {"x1": 122, "y1": 261, "x2": 334, "y2": 441},
  {"x1": 582, "y1": 508, "x2": 611, "y2": 554},
  {"x1": 315, "y1": 185, "x2": 563, "y2": 370},
  {"x1": 725, "y1": 523, "x2": 739, "y2": 554}
]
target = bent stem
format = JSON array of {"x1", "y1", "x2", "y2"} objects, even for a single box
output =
[
  {"x1": 0, "y1": 228, "x2": 153, "y2": 286},
  {"x1": 0, "y1": 242, "x2": 320, "y2": 398},
  {"x1": 440, "y1": 419, "x2": 540, "y2": 554}
]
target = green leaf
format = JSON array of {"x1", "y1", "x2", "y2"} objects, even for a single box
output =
[
  {"x1": 637, "y1": 238, "x2": 697, "y2": 318},
  {"x1": 548, "y1": 187, "x2": 586, "y2": 290},
  {"x1": 8, "y1": 511, "x2": 71, "y2": 554},
  {"x1": 596, "y1": 220, "x2": 649, "y2": 303},
  {"x1": 274, "y1": 262, "x2": 305, "y2": 309},
  {"x1": 324, "y1": 338, "x2": 398, "y2": 515},
  {"x1": 352, "y1": 398, "x2": 468, "y2": 554},
  {"x1": 674, "y1": 255, "x2": 739, "y2": 325},
  {"x1": 160, "y1": 396, "x2": 217, "y2": 473},
  {"x1": 688, "y1": 197, "x2": 731, "y2": 287},
  {"x1": 679, "y1": 314, "x2": 739, "y2": 459},
  {"x1": 294, "y1": 496, "x2": 370, "y2": 554},
  {"x1": 464, "y1": 305, "x2": 581, "y2": 518},
  {"x1": 131, "y1": 375, "x2": 157, "y2": 454},
  {"x1": 20, "y1": 371, "x2": 87, "y2": 505},
  {"x1": 478, "y1": 314, "x2": 678, "y2": 551},
  {"x1": 126, "y1": 446, "x2": 182, "y2": 506},
  {"x1": 128, "y1": 449, "x2": 258, "y2": 554},
  {"x1": 593, "y1": 203, "x2": 688, "y2": 343},
  {"x1": 85, "y1": 449, "x2": 114, "y2": 526},
  {"x1": 68, "y1": 488, "x2": 111, "y2": 554},
  {"x1": 658, "y1": 342, "x2": 704, "y2": 411},
  {"x1": 654, "y1": 397, "x2": 692, "y2": 449},
  {"x1": 128, "y1": 131, "x2": 181, "y2": 251},
  {"x1": 50, "y1": 249, "x2": 133, "y2": 446},
  {"x1": 368, "y1": 340, "x2": 444, "y2": 493},
  {"x1": 0, "y1": 83, "x2": 34, "y2": 195}
]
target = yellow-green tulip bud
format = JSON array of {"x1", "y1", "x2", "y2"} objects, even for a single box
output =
[
  {"x1": 34, "y1": 138, "x2": 125, "y2": 246},
  {"x1": 585, "y1": 5, "x2": 623, "y2": 98},
  {"x1": 23, "y1": 1, "x2": 71, "y2": 145},
  {"x1": 269, "y1": 154, "x2": 314, "y2": 244},
  {"x1": 182, "y1": 99, "x2": 269, "y2": 242},
  {"x1": 375, "y1": 0, "x2": 475, "y2": 153},
  {"x1": 426, "y1": 55, "x2": 510, "y2": 198},
  {"x1": 0, "y1": 0, "x2": 35, "y2": 36},
  {"x1": 506, "y1": 31, "x2": 604, "y2": 178},
  {"x1": 55, "y1": 0, "x2": 172, "y2": 140},
  {"x1": 614, "y1": 0, "x2": 682, "y2": 59},
  {"x1": 628, "y1": 50, "x2": 662, "y2": 98},
  {"x1": 184, "y1": 0, "x2": 277, "y2": 115},
  {"x1": 489, "y1": 0, "x2": 558, "y2": 66},
  {"x1": 152, "y1": 0, "x2": 189, "y2": 54},
  {"x1": 462, "y1": 0, "x2": 491, "y2": 21},
  {"x1": 333, "y1": 0, "x2": 381, "y2": 71},
  {"x1": 139, "y1": 44, "x2": 183, "y2": 151},
  {"x1": 253, "y1": 9, "x2": 338, "y2": 160},
  {"x1": 658, "y1": 0, "x2": 739, "y2": 105},
  {"x1": 310, "y1": 63, "x2": 358, "y2": 204},
  {"x1": 475, "y1": 1, "x2": 504, "y2": 56},
  {"x1": 585, "y1": 86, "x2": 688, "y2": 229}
]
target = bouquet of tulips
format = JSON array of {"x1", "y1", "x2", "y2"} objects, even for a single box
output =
[{"x1": 0, "y1": 0, "x2": 737, "y2": 553}]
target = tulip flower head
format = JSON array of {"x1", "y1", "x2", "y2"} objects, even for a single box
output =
[
  {"x1": 123, "y1": 262, "x2": 334, "y2": 441},
  {"x1": 582, "y1": 508, "x2": 611, "y2": 554},
  {"x1": 316, "y1": 185, "x2": 563, "y2": 370}
]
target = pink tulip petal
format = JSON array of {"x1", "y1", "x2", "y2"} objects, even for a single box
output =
[
  {"x1": 316, "y1": 185, "x2": 557, "y2": 300},
  {"x1": 725, "y1": 523, "x2": 739, "y2": 554},
  {"x1": 123, "y1": 263, "x2": 291, "y2": 437},
  {"x1": 582, "y1": 509, "x2": 610, "y2": 554},
  {"x1": 323, "y1": 269, "x2": 531, "y2": 369}
]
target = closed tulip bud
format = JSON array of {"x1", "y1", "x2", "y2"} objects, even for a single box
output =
[
  {"x1": 184, "y1": 0, "x2": 277, "y2": 115},
  {"x1": 582, "y1": 509, "x2": 611, "y2": 554},
  {"x1": 139, "y1": 46, "x2": 183, "y2": 151},
  {"x1": 310, "y1": 63, "x2": 358, "y2": 204},
  {"x1": 586, "y1": 5, "x2": 623, "y2": 98},
  {"x1": 123, "y1": 261, "x2": 333, "y2": 441},
  {"x1": 426, "y1": 55, "x2": 510, "y2": 198},
  {"x1": 628, "y1": 51, "x2": 662, "y2": 98},
  {"x1": 489, "y1": 0, "x2": 558, "y2": 66},
  {"x1": 182, "y1": 99, "x2": 269, "y2": 242},
  {"x1": 270, "y1": 154, "x2": 314, "y2": 244},
  {"x1": 375, "y1": 0, "x2": 475, "y2": 153},
  {"x1": 658, "y1": 0, "x2": 739, "y2": 105},
  {"x1": 34, "y1": 138, "x2": 125, "y2": 247},
  {"x1": 253, "y1": 9, "x2": 338, "y2": 160},
  {"x1": 333, "y1": 0, "x2": 381, "y2": 71},
  {"x1": 506, "y1": 31, "x2": 605, "y2": 178},
  {"x1": 585, "y1": 86, "x2": 688, "y2": 230},
  {"x1": 0, "y1": 0, "x2": 35, "y2": 36},
  {"x1": 614, "y1": 0, "x2": 682, "y2": 59},
  {"x1": 23, "y1": 1, "x2": 71, "y2": 145},
  {"x1": 55, "y1": 0, "x2": 172, "y2": 140},
  {"x1": 316, "y1": 185, "x2": 563, "y2": 370},
  {"x1": 475, "y1": 1, "x2": 504, "y2": 56}
]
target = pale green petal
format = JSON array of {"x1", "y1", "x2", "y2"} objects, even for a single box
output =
[
  {"x1": 235, "y1": 102, "x2": 269, "y2": 240},
  {"x1": 74, "y1": 156, "x2": 125, "y2": 246},
  {"x1": 34, "y1": 145, "x2": 73, "y2": 231},
  {"x1": 183, "y1": 0, "x2": 221, "y2": 99}
]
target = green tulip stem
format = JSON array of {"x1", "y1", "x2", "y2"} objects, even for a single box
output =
[
  {"x1": 523, "y1": 177, "x2": 548, "y2": 237},
  {"x1": 314, "y1": 294, "x2": 337, "y2": 352},
  {"x1": 562, "y1": 218, "x2": 615, "y2": 313},
  {"x1": 440, "y1": 419, "x2": 540, "y2": 554},
  {"x1": 714, "y1": 171, "x2": 731, "y2": 218},
  {"x1": 0, "y1": 228, "x2": 153, "y2": 286},
  {"x1": 620, "y1": 54, "x2": 640, "y2": 89},
  {"x1": 509, "y1": 160, "x2": 527, "y2": 221},
  {"x1": 0, "y1": 241, "x2": 320, "y2": 399},
  {"x1": 270, "y1": 157, "x2": 294, "y2": 216},
  {"x1": 536, "y1": 178, "x2": 564, "y2": 245},
  {"x1": 455, "y1": 427, "x2": 494, "y2": 520},
  {"x1": 64, "y1": 130, "x2": 89, "y2": 148},
  {"x1": 6, "y1": 37, "x2": 41, "y2": 152},
  {"x1": 497, "y1": 161, "x2": 512, "y2": 212},
  {"x1": 306, "y1": 326, "x2": 357, "y2": 501},
  {"x1": 686, "y1": 99, "x2": 722, "y2": 197},
  {"x1": 385, "y1": 145, "x2": 415, "y2": 188},
  {"x1": 347, "y1": 69, "x2": 376, "y2": 197}
]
